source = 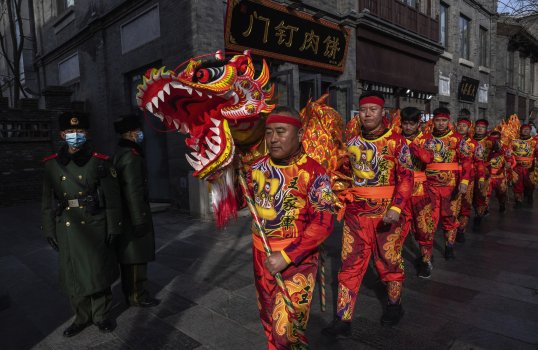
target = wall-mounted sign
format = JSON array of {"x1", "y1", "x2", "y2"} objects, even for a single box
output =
[
  {"x1": 224, "y1": 0, "x2": 350, "y2": 72},
  {"x1": 458, "y1": 76, "x2": 479, "y2": 102}
]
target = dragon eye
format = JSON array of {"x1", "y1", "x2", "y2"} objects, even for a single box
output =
[{"x1": 194, "y1": 67, "x2": 224, "y2": 83}]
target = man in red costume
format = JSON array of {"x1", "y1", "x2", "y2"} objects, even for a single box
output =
[
  {"x1": 488, "y1": 131, "x2": 516, "y2": 212},
  {"x1": 472, "y1": 119, "x2": 492, "y2": 228},
  {"x1": 398, "y1": 107, "x2": 436, "y2": 278},
  {"x1": 420, "y1": 108, "x2": 472, "y2": 260},
  {"x1": 455, "y1": 117, "x2": 485, "y2": 242},
  {"x1": 249, "y1": 106, "x2": 335, "y2": 349},
  {"x1": 323, "y1": 92, "x2": 413, "y2": 337},
  {"x1": 512, "y1": 124, "x2": 538, "y2": 207}
]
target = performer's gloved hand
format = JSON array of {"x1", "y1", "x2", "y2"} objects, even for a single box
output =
[
  {"x1": 133, "y1": 223, "x2": 149, "y2": 237},
  {"x1": 47, "y1": 237, "x2": 59, "y2": 251},
  {"x1": 382, "y1": 208, "x2": 400, "y2": 225},
  {"x1": 265, "y1": 252, "x2": 289, "y2": 276},
  {"x1": 106, "y1": 234, "x2": 118, "y2": 246},
  {"x1": 459, "y1": 182, "x2": 468, "y2": 194}
]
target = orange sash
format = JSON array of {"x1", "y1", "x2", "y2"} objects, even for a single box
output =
[
  {"x1": 337, "y1": 186, "x2": 395, "y2": 220},
  {"x1": 252, "y1": 234, "x2": 295, "y2": 252},
  {"x1": 413, "y1": 171, "x2": 427, "y2": 182},
  {"x1": 515, "y1": 156, "x2": 534, "y2": 162},
  {"x1": 426, "y1": 162, "x2": 460, "y2": 171}
]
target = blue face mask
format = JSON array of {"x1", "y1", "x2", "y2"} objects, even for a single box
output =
[
  {"x1": 134, "y1": 130, "x2": 144, "y2": 144},
  {"x1": 65, "y1": 132, "x2": 87, "y2": 149}
]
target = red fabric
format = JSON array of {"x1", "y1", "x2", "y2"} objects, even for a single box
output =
[
  {"x1": 42, "y1": 153, "x2": 58, "y2": 162},
  {"x1": 488, "y1": 177, "x2": 508, "y2": 206},
  {"x1": 430, "y1": 186, "x2": 461, "y2": 245},
  {"x1": 254, "y1": 247, "x2": 318, "y2": 350},
  {"x1": 336, "y1": 208, "x2": 405, "y2": 321},
  {"x1": 457, "y1": 119, "x2": 472, "y2": 126},
  {"x1": 358, "y1": 96, "x2": 384, "y2": 107},
  {"x1": 92, "y1": 152, "x2": 110, "y2": 160},
  {"x1": 266, "y1": 115, "x2": 302, "y2": 128},
  {"x1": 419, "y1": 130, "x2": 472, "y2": 187},
  {"x1": 433, "y1": 113, "x2": 450, "y2": 119},
  {"x1": 475, "y1": 120, "x2": 489, "y2": 126}
]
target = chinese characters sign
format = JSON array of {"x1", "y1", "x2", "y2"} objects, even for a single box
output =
[
  {"x1": 458, "y1": 76, "x2": 479, "y2": 102},
  {"x1": 225, "y1": 0, "x2": 350, "y2": 72}
]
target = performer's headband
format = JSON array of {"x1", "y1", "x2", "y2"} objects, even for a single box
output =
[
  {"x1": 476, "y1": 120, "x2": 489, "y2": 126},
  {"x1": 359, "y1": 96, "x2": 384, "y2": 107},
  {"x1": 521, "y1": 124, "x2": 531, "y2": 130},
  {"x1": 433, "y1": 113, "x2": 451, "y2": 120},
  {"x1": 266, "y1": 114, "x2": 303, "y2": 128},
  {"x1": 457, "y1": 119, "x2": 472, "y2": 126}
]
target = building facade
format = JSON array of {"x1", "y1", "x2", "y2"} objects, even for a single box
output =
[{"x1": 494, "y1": 15, "x2": 538, "y2": 123}]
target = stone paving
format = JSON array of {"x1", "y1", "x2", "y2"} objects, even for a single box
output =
[{"x1": 1, "y1": 195, "x2": 537, "y2": 350}]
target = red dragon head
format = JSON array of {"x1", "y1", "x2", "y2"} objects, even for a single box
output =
[{"x1": 136, "y1": 50, "x2": 275, "y2": 181}]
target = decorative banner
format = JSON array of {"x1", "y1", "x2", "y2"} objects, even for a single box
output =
[
  {"x1": 225, "y1": 0, "x2": 350, "y2": 72},
  {"x1": 458, "y1": 76, "x2": 479, "y2": 102}
]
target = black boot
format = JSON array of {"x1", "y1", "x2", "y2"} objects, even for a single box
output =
[
  {"x1": 63, "y1": 322, "x2": 90, "y2": 337},
  {"x1": 499, "y1": 203, "x2": 506, "y2": 213},
  {"x1": 418, "y1": 261, "x2": 433, "y2": 279},
  {"x1": 95, "y1": 319, "x2": 116, "y2": 333},
  {"x1": 322, "y1": 317, "x2": 351, "y2": 338},
  {"x1": 455, "y1": 230, "x2": 466, "y2": 243},
  {"x1": 444, "y1": 246, "x2": 455, "y2": 260},
  {"x1": 381, "y1": 303, "x2": 404, "y2": 326}
]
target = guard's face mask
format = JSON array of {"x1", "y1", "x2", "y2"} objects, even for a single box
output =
[
  {"x1": 65, "y1": 132, "x2": 87, "y2": 149},
  {"x1": 134, "y1": 130, "x2": 144, "y2": 144}
]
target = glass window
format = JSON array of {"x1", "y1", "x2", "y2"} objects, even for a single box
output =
[
  {"x1": 58, "y1": 52, "x2": 80, "y2": 85},
  {"x1": 121, "y1": 5, "x2": 160, "y2": 54},
  {"x1": 479, "y1": 27, "x2": 488, "y2": 67},
  {"x1": 440, "y1": 3, "x2": 448, "y2": 48},
  {"x1": 459, "y1": 15, "x2": 470, "y2": 60}
]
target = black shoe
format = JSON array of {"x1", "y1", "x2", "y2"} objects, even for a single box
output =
[
  {"x1": 95, "y1": 319, "x2": 116, "y2": 333},
  {"x1": 322, "y1": 317, "x2": 351, "y2": 338},
  {"x1": 63, "y1": 322, "x2": 90, "y2": 337},
  {"x1": 418, "y1": 261, "x2": 433, "y2": 279},
  {"x1": 131, "y1": 297, "x2": 159, "y2": 308},
  {"x1": 499, "y1": 204, "x2": 506, "y2": 213},
  {"x1": 381, "y1": 304, "x2": 404, "y2": 326},
  {"x1": 455, "y1": 231, "x2": 466, "y2": 243},
  {"x1": 444, "y1": 246, "x2": 455, "y2": 260}
]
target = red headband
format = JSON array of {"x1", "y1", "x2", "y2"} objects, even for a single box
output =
[
  {"x1": 521, "y1": 124, "x2": 531, "y2": 130},
  {"x1": 476, "y1": 120, "x2": 489, "y2": 126},
  {"x1": 266, "y1": 114, "x2": 302, "y2": 128},
  {"x1": 359, "y1": 96, "x2": 384, "y2": 107},
  {"x1": 457, "y1": 119, "x2": 471, "y2": 126},
  {"x1": 433, "y1": 113, "x2": 451, "y2": 120}
]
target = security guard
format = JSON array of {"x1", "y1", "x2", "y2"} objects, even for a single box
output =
[
  {"x1": 113, "y1": 115, "x2": 158, "y2": 307},
  {"x1": 41, "y1": 112, "x2": 122, "y2": 337}
]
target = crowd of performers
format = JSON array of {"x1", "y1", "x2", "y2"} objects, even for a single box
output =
[{"x1": 248, "y1": 92, "x2": 537, "y2": 349}]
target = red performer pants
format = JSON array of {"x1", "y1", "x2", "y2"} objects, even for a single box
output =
[
  {"x1": 473, "y1": 178, "x2": 490, "y2": 217},
  {"x1": 254, "y1": 245, "x2": 318, "y2": 350},
  {"x1": 401, "y1": 190, "x2": 437, "y2": 262},
  {"x1": 458, "y1": 180, "x2": 475, "y2": 233},
  {"x1": 336, "y1": 207, "x2": 405, "y2": 321},
  {"x1": 430, "y1": 186, "x2": 461, "y2": 246},
  {"x1": 488, "y1": 176, "x2": 508, "y2": 207},
  {"x1": 513, "y1": 166, "x2": 535, "y2": 202}
]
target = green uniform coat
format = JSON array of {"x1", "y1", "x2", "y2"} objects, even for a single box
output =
[
  {"x1": 113, "y1": 139, "x2": 155, "y2": 264},
  {"x1": 41, "y1": 145, "x2": 123, "y2": 297}
]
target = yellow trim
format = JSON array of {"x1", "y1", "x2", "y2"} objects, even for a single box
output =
[
  {"x1": 460, "y1": 179, "x2": 469, "y2": 185},
  {"x1": 478, "y1": 178, "x2": 485, "y2": 182},
  {"x1": 280, "y1": 250, "x2": 292, "y2": 264},
  {"x1": 359, "y1": 128, "x2": 392, "y2": 142},
  {"x1": 389, "y1": 206, "x2": 401, "y2": 214}
]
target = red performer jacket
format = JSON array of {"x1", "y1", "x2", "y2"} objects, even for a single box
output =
[
  {"x1": 419, "y1": 130, "x2": 472, "y2": 187},
  {"x1": 474, "y1": 134, "x2": 493, "y2": 178},
  {"x1": 511, "y1": 136, "x2": 537, "y2": 169},
  {"x1": 489, "y1": 145, "x2": 516, "y2": 179},
  {"x1": 341, "y1": 128, "x2": 414, "y2": 218},
  {"x1": 461, "y1": 135, "x2": 486, "y2": 182},
  {"x1": 249, "y1": 153, "x2": 335, "y2": 265},
  {"x1": 403, "y1": 131, "x2": 434, "y2": 197}
]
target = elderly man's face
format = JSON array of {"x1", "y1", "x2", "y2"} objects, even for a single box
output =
[{"x1": 265, "y1": 119, "x2": 303, "y2": 160}]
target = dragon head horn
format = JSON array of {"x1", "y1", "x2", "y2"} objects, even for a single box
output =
[
  {"x1": 316, "y1": 93, "x2": 330, "y2": 105},
  {"x1": 215, "y1": 50, "x2": 225, "y2": 60}
]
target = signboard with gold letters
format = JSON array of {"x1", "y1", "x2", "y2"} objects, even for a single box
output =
[
  {"x1": 458, "y1": 76, "x2": 479, "y2": 102},
  {"x1": 225, "y1": 0, "x2": 350, "y2": 72}
]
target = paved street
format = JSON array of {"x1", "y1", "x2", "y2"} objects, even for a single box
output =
[{"x1": 1, "y1": 195, "x2": 537, "y2": 350}]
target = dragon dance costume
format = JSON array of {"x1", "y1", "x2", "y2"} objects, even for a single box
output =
[
  {"x1": 472, "y1": 129, "x2": 493, "y2": 218},
  {"x1": 335, "y1": 97, "x2": 413, "y2": 320},
  {"x1": 488, "y1": 138, "x2": 516, "y2": 210},
  {"x1": 420, "y1": 122, "x2": 472, "y2": 251},
  {"x1": 511, "y1": 126, "x2": 538, "y2": 205},
  {"x1": 457, "y1": 126, "x2": 486, "y2": 236},
  {"x1": 249, "y1": 151, "x2": 334, "y2": 349},
  {"x1": 400, "y1": 131, "x2": 436, "y2": 263}
]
